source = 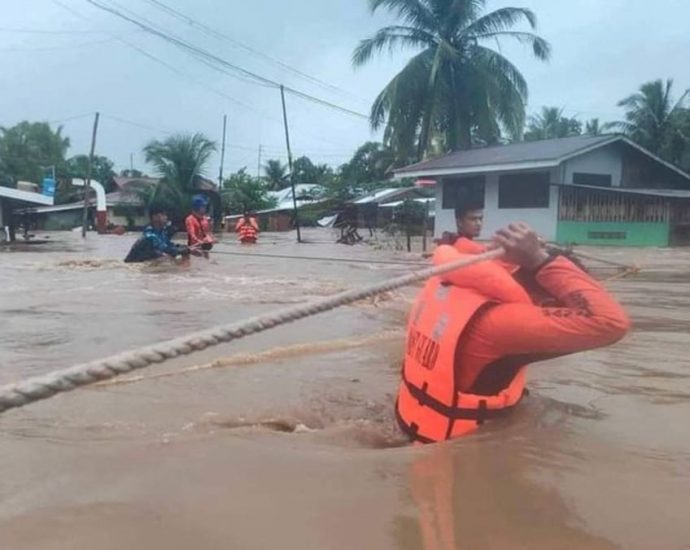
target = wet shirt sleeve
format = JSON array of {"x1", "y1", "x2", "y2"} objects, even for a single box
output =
[
  {"x1": 464, "y1": 256, "x2": 631, "y2": 359},
  {"x1": 144, "y1": 227, "x2": 181, "y2": 257}
]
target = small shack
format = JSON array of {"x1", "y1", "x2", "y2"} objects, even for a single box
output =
[{"x1": 351, "y1": 186, "x2": 434, "y2": 230}]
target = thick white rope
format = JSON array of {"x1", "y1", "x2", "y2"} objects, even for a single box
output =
[{"x1": 0, "y1": 248, "x2": 503, "y2": 415}]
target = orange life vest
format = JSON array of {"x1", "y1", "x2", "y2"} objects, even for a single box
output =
[
  {"x1": 236, "y1": 217, "x2": 258, "y2": 243},
  {"x1": 396, "y1": 246, "x2": 531, "y2": 444}
]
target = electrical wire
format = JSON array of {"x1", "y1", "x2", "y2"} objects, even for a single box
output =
[
  {"x1": 83, "y1": 0, "x2": 370, "y2": 120},
  {"x1": 141, "y1": 0, "x2": 369, "y2": 105}
]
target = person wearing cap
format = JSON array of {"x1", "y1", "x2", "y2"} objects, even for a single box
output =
[
  {"x1": 185, "y1": 194, "x2": 215, "y2": 252},
  {"x1": 124, "y1": 206, "x2": 191, "y2": 263}
]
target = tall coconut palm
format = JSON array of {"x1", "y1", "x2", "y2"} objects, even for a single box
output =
[
  {"x1": 353, "y1": 0, "x2": 550, "y2": 159},
  {"x1": 524, "y1": 106, "x2": 581, "y2": 141},
  {"x1": 585, "y1": 118, "x2": 604, "y2": 136},
  {"x1": 143, "y1": 132, "x2": 217, "y2": 220},
  {"x1": 263, "y1": 159, "x2": 288, "y2": 190},
  {"x1": 613, "y1": 79, "x2": 689, "y2": 163}
]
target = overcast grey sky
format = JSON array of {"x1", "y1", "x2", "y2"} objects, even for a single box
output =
[{"x1": 1, "y1": 0, "x2": 688, "y2": 180}]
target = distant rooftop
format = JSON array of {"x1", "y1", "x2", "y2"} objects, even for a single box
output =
[{"x1": 395, "y1": 135, "x2": 619, "y2": 176}]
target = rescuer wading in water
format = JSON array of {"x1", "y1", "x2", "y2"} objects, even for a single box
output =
[{"x1": 397, "y1": 221, "x2": 631, "y2": 444}]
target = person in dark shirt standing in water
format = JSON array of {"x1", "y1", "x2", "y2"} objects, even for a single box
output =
[{"x1": 124, "y1": 206, "x2": 191, "y2": 263}]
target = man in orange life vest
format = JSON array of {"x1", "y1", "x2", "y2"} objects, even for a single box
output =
[
  {"x1": 397, "y1": 221, "x2": 631, "y2": 444},
  {"x1": 435, "y1": 200, "x2": 487, "y2": 251},
  {"x1": 185, "y1": 195, "x2": 215, "y2": 252}
]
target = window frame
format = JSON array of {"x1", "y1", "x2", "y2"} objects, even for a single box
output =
[
  {"x1": 572, "y1": 172, "x2": 613, "y2": 188},
  {"x1": 441, "y1": 175, "x2": 486, "y2": 210},
  {"x1": 497, "y1": 172, "x2": 551, "y2": 209}
]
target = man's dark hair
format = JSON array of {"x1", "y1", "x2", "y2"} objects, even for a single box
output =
[
  {"x1": 453, "y1": 188, "x2": 483, "y2": 220},
  {"x1": 454, "y1": 201, "x2": 483, "y2": 220},
  {"x1": 149, "y1": 205, "x2": 167, "y2": 218}
]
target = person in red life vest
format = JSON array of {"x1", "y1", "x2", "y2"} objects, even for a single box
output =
[
  {"x1": 185, "y1": 195, "x2": 215, "y2": 252},
  {"x1": 397, "y1": 222, "x2": 631, "y2": 444},
  {"x1": 235, "y1": 211, "x2": 259, "y2": 244}
]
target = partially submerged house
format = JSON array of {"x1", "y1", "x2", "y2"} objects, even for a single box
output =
[
  {"x1": 394, "y1": 135, "x2": 690, "y2": 246},
  {"x1": 23, "y1": 175, "x2": 221, "y2": 231},
  {"x1": 0, "y1": 184, "x2": 54, "y2": 241}
]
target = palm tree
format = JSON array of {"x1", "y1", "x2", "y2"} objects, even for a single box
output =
[
  {"x1": 143, "y1": 132, "x2": 217, "y2": 220},
  {"x1": 524, "y1": 107, "x2": 581, "y2": 141},
  {"x1": 612, "y1": 78, "x2": 689, "y2": 163},
  {"x1": 585, "y1": 118, "x2": 604, "y2": 136},
  {"x1": 353, "y1": 0, "x2": 550, "y2": 160},
  {"x1": 263, "y1": 159, "x2": 288, "y2": 190}
]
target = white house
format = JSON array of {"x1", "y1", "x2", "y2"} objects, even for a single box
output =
[{"x1": 394, "y1": 135, "x2": 690, "y2": 246}]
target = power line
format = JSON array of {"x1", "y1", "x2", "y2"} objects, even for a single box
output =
[
  {"x1": 46, "y1": 112, "x2": 95, "y2": 124},
  {"x1": 52, "y1": 0, "x2": 265, "y2": 114},
  {"x1": 83, "y1": 0, "x2": 370, "y2": 120},
  {"x1": 43, "y1": 1, "x2": 361, "y2": 153},
  {"x1": 140, "y1": 0, "x2": 369, "y2": 105}
]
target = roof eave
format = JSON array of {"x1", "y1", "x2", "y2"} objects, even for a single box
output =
[{"x1": 393, "y1": 160, "x2": 559, "y2": 180}]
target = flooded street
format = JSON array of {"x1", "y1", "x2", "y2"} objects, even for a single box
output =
[{"x1": 1, "y1": 229, "x2": 689, "y2": 550}]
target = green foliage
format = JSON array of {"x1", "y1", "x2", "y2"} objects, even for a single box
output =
[
  {"x1": 0, "y1": 121, "x2": 70, "y2": 184},
  {"x1": 354, "y1": 0, "x2": 550, "y2": 160},
  {"x1": 120, "y1": 168, "x2": 145, "y2": 178},
  {"x1": 295, "y1": 199, "x2": 338, "y2": 227},
  {"x1": 263, "y1": 159, "x2": 288, "y2": 190},
  {"x1": 66, "y1": 154, "x2": 116, "y2": 191},
  {"x1": 585, "y1": 118, "x2": 606, "y2": 136},
  {"x1": 524, "y1": 107, "x2": 582, "y2": 141},
  {"x1": 143, "y1": 132, "x2": 217, "y2": 221},
  {"x1": 222, "y1": 168, "x2": 277, "y2": 214},
  {"x1": 292, "y1": 156, "x2": 335, "y2": 184},
  {"x1": 612, "y1": 78, "x2": 690, "y2": 167},
  {"x1": 339, "y1": 141, "x2": 395, "y2": 184}
]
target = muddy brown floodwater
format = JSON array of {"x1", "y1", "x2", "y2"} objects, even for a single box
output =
[{"x1": 0, "y1": 229, "x2": 689, "y2": 550}]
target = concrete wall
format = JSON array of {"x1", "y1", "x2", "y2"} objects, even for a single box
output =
[
  {"x1": 557, "y1": 221, "x2": 669, "y2": 246},
  {"x1": 436, "y1": 168, "x2": 560, "y2": 241},
  {"x1": 563, "y1": 144, "x2": 623, "y2": 186}
]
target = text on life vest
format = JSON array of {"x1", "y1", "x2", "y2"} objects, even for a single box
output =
[{"x1": 407, "y1": 327, "x2": 440, "y2": 371}]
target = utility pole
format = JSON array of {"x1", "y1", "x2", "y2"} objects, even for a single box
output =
[
  {"x1": 257, "y1": 144, "x2": 262, "y2": 179},
  {"x1": 130, "y1": 153, "x2": 134, "y2": 173},
  {"x1": 280, "y1": 85, "x2": 301, "y2": 243},
  {"x1": 82, "y1": 112, "x2": 100, "y2": 238},
  {"x1": 218, "y1": 114, "x2": 227, "y2": 188}
]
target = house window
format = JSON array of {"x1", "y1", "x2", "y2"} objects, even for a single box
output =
[
  {"x1": 498, "y1": 172, "x2": 550, "y2": 209},
  {"x1": 573, "y1": 172, "x2": 613, "y2": 187},
  {"x1": 442, "y1": 176, "x2": 485, "y2": 210}
]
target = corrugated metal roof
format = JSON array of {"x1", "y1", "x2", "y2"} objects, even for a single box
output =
[
  {"x1": 353, "y1": 187, "x2": 427, "y2": 204},
  {"x1": 0, "y1": 186, "x2": 54, "y2": 206},
  {"x1": 267, "y1": 184, "x2": 326, "y2": 211},
  {"x1": 395, "y1": 135, "x2": 618, "y2": 175}
]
